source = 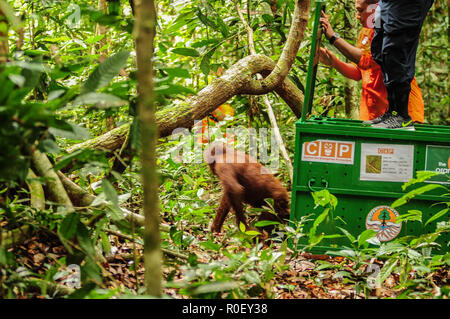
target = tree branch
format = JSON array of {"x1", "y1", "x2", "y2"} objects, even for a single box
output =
[
  {"x1": 31, "y1": 149, "x2": 75, "y2": 213},
  {"x1": 235, "y1": 0, "x2": 294, "y2": 182}
]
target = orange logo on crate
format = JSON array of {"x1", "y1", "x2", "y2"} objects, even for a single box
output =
[
  {"x1": 302, "y1": 140, "x2": 355, "y2": 164},
  {"x1": 365, "y1": 206, "x2": 402, "y2": 242}
]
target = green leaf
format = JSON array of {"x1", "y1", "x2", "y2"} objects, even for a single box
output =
[
  {"x1": 81, "y1": 50, "x2": 130, "y2": 94},
  {"x1": 85, "y1": 34, "x2": 105, "y2": 45},
  {"x1": 188, "y1": 253, "x2": 198, "y2": 267},
  {"x1": 82, "y1": 258, "x2": 102, "y2": 284},
  {"x1": 76, "y1": 223, "x2": 96, "y2": 258},
  {"x1": 215, "y1": 16, "x2": 229, "y2": 37},
  {"x1": 376, "y1": 242, "x2": 406, "y2": 256},
  {"x1": 59, "y1": 213, "x2": 80, "y2": 240},
  {"x1": 169, "y1": 226, "x2": 183, "y2": 246},
  {"x1": 199, "y1": 240, "x2": 221, "y2": 252},
  {"x1": 40, "y1": 139, "x2": 60, "y2": 154},
  {"x1": 375, "y1": 258, "x2": 397, "y2": 287},
  {"x1": 200, "y1": 46, "x2": 217, "y2": 76},
  {"x1": 8, "y1": 74, "x2": 25, "y2": 87},
  {"x1": 101, "y1": 179, "x2": 124, "y2": 220},
  {"x1": 100, "y1": 232, "x2": 111, "y2": 255},
  {"x1": 338, "y1": 227, "x2": 356, "y2": 245},
  {"x1": 396, "y1": 210, "x2": 423, "y2": 223},
  {"x1": 166, "y1": 11, "x2": 195, "y2": 33},
  {"x1": 309, "y1": 208, "x2": 329, "y2": 240},
  {"x1": 313, "y1": 208, "x2": 329, "y2": 229},
  {"x1": 425, "y1": 208, "x2": 449, "y2": 227},
  {"x1": 49, "y1": 123, "x2": 91, "y2": 140},
  {"x1": 262, "y1": 14, "x2": 274, "y2": 23},
  {"x1": 402, "y1": 171, "x2": 441, "y2": 190},
  {"x1": 171, "y1": 47, "x2": 200, "y2": 57},
  {"x1": 254, "y1": 220, "x2": 280, "y2": 227},
  {"x1": 0, "y1": 247, "x2": 15, "y2": 266},
  {"x1": 102, "y1": 179, "x2": 118, "y2": 205},
  {"x1": 244, "y1": 271, "x2": 261, "y2": 284},
  {"x1": 392, "y1": 184, "x2": 446, "y2": 208},
  {"x1": 357, "y1": 229, "x2": 377, "y2": 247},
  {"x1": 245, "y1": 230, "x2": 262, "y2": 236},
  {"x1": 155, "y1": 83, "x2": 196, "y2": 95},
  {"x1": 163, "y1": 67, "x2": 190, "y2": 78},
  {"x1": 182, "y1": 173, "x2": 194, "y2": 185},
  {"x1": 333, "y1": 271, "x2": 353, "y2": 279},
  {"x1": 312, "y1": 190, "x2": 337, "y2": 209},
  {"x1": 196, "y1": 9, "x2": 217, "y2": 29}
]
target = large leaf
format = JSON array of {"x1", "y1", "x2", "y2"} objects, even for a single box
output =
[
  {"x1": 375, "y1": 258, "x2": 397, "y2": 288},
  {"x1": 196, "y1": 8, "x2": 217, "y2": 29},
  {"x1": 49, "y1": 122, "x2": 91, "y2": 140},
  {"x1": 357, "y1": 229, "x2": 377, "y2": 247},
  {"x1": 171, "y1": 47, "x2": 200, "y2": 57},
  {"x1": 59, "y1": 213, "x2": 80, "y2": 240},
  {"x1": 76, "y1": 223, "x2": 96, "y2": 259},
  {"x1": 338, "y1": 226, "x2": 356, "y2": 245},
  {"x1": 81, "y1": 50, "x2": 130, "y2": 94},
  {"x1": 200, "y1": 46, "x2": 217, "y2": 75},
  {"x1": 102, "y1": 179, "x2": 124, "y2": 221},
  {"x1": 392, "y1": 184, "x2": 446, "y2": 208},
  {"x1": 425, "y1": 208, "x2": 449, "y2": 227}
]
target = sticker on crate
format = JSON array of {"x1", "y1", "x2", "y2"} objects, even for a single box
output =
[
  {"x1": 360, "y1": 143, "x2": 414, "y2": 182},
  {"x1": 301, "y1": 140, "x2": 355, "y2": 165},
  {"x1": 365, "y1": 206, "x2": 402, "y2": 242},
  {"x1": 425, "y1": 145, "x2": 450, "y2": 185}
]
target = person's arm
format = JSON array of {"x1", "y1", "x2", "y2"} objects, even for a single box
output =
[
  {"x1": 320, "y1": 11, "x2": 362, "y2": 64},
  {"x1": 319, "y1": 47, "x2": 362, "y2": 81}
]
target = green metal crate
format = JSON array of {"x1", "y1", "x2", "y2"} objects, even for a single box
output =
[{"x1": 290, "y1": 2, "x2": 450, "y2": 253}]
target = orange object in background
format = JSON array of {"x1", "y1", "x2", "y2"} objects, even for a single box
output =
[
  {"x1": 356, "y1": 27, "x2": 424, "y2": 122},
  {"x1": 195, "y1": 104, "x2": 235, "y2": 144}
]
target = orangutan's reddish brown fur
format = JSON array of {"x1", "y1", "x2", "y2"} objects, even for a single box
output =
[{"x1": 204, "y1": 142, "x2": 290, "y2": 233}]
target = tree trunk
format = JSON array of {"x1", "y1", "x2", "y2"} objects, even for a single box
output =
[
  {"x1": 135, "y1": 0, "x2": 161, "y2": 297},
  {"x1": 0, "y1": 8, "x2": 8, "y2": 63}
]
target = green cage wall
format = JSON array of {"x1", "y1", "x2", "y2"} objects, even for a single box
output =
[{"x1": 290, "y1": 118, "x2": 450, "y2": 253}]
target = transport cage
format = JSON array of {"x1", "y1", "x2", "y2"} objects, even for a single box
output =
[{"x1": 290, "y1": 1, "x2": 450, "y2": 253}]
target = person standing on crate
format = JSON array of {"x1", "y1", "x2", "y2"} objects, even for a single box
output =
[
  {"x1": 363, "y1": 0, "x2": 433, "y2": 129},
  {"x1": 318, "y1": 0, "x2": 429, "y2": 129}
]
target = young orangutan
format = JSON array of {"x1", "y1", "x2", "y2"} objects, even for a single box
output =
[{"x1": 204, "y1": 142, "x2": 290, "y2": 233}]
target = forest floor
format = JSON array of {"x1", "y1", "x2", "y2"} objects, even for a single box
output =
[{"x1": 10, "y1": 225, "x2": 449, "y2": 299}]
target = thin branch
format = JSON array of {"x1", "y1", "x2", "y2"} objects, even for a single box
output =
[{"x1": 234, "y1": 0, "x2": 294, "y2": 182}]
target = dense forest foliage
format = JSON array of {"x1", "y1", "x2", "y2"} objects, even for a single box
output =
[{"x1": 0, "y1": 0, "x2": 448, "y2": 299}]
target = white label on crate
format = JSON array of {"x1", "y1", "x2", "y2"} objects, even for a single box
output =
[
  {"x1": 360, "y1": 143, "x2": 414, "y2": 182},
  {"x1": 302, "y1": 140, "x2": 355, "y2": 165}
]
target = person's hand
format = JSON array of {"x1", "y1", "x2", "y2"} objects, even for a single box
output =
[
  {"x1": 319, "y1": 47, "x2": 336, "y2": 67},
  {"x1": 320, "y1": 11, "x2": 335, "y2": 40}
]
